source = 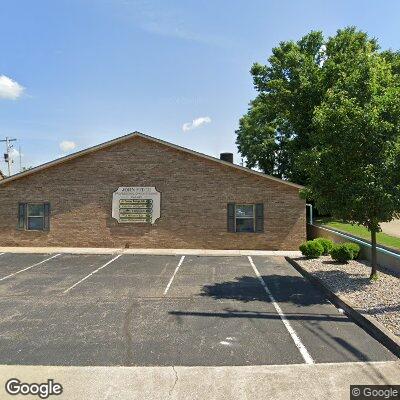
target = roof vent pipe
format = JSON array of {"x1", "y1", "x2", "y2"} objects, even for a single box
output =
[{"x1": 220, "y1": 153, "x2": 233, "y2": 163}]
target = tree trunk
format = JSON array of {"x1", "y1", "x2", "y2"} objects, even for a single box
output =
[{"x1": 370, "y1": 228, "x2": 378, "y2": 280}]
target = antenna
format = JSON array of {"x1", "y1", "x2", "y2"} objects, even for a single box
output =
[
  {"x1": 0, "y1": 137, "x2": 17, "y2": 176},
  {"x1": 19, "y1": 146, "x2": 22, "y2": 172}
]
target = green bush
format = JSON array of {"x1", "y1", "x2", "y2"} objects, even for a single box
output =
[
  {"x1": 313, "y1": 238, "x2": 334, "y2": 255},
  {"x1": 344, "y1": 242, "x2": 360, "y2": 259},
  {"x1": 330, "y1": 244, "x2": 352, "y2": 262},
  {"x1": 299, "y1": 240, "x2": 324, "y2": 258},
  {"x1": 330, "y1": 242, "x2": 360, "y2": 262}
]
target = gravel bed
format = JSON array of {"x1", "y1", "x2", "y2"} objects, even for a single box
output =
[{"x1": 294, "y1": 256, "x2": 400, "y2": 338}]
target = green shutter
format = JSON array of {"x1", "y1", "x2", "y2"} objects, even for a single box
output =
[
  {"x1": 255, "y1": 203, "x2": 264, "y2": 232},
  {"x1": 17, "y1": 203, "x2": 26, "y2": 230},
  {"x1": 227, "y1": 203, "x2": 235, "y2": 232},
  {"x1": 43, "y1": 202, "x2": 50, "y2": 231}
]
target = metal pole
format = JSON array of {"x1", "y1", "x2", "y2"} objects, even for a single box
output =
[
  {"x1": 1, "y1": 137, "x2": 17, "y2": 177},
  {"x1": 6, "y1": 137, "x2": 10, "y2": 176}
]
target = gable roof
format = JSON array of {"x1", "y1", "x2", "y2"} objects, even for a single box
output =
[{"x1": 0, "y1": 131, "x2": 303, "y2": 189}]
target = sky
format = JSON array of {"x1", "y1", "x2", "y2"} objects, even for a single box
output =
[{"x1": 1, "y1": 0, "x2": 400, "y2": 175}]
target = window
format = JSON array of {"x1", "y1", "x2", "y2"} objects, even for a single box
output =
[
  {"x1": 27, "y1": 204, "x2": 45, "y2": 230},
  {"x1": 18, "y1": 202, "x2": 50, "y2": 231},
  {"x1": 235, "y1": 204, "x2": 255, "y2": 232},
  {"x1": 227, "y1": 203, "x2": 264, "y2": 233}
]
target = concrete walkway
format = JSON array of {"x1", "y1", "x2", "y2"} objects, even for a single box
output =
[
  {"x1": 0, "y1": 246, "x2": 301, "y2": 257},
  {"x1": 0, "y1": 362, "x2": 399, "y2": 400},
  {"x1": 381, "y1": 219, "x2": 400, "y2": 238}
]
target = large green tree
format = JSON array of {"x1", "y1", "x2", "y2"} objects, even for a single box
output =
[
  {"x1": 237, "y1": 30, "x2": 324, "y2": 184},
  {"x1": 304, "y1": 29, "x2": 400, "y2": 279},
  {"x1": 238, "y1": 27, "x2": 400, "y2": 278}
]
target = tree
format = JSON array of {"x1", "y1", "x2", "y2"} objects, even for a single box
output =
[
  {"x1": 238, "y1": 27, "x2": 400, "y2": 278},
  {"x1": 302, "y1": 28, "x2": 400, "y2": 279},
  {"x1": 236, "y1": 95, "x2": 293, "y2": 179},
  {"x1": 236, "y1": 31, "x2": 325, "y2": 184}
]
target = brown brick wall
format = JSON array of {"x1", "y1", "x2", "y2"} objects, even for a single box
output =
[{"x1": 0, "y1": 136, "x2": 306, "y2": 249}]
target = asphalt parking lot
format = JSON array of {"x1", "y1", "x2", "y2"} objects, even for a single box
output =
[{"x1": 0, "y1": 252, "x2": 396, "y2": 366}]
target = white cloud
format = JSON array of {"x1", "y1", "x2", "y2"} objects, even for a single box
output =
[
  {"x1": 0, "y1": 75, "x2": 24, "y2": 99},
  {"x1": 182, "y1": 116, "x2": 212, "y2": 132},
  {"x1": 59, "y1": 140, "x2": 77, "y2": 153}
]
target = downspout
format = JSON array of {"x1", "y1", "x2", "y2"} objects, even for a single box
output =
[{"x1": 306, "y1": 204, "x2": 313, "y2": 225}]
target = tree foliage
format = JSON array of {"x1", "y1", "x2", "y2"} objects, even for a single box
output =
[
  {"x1": 238, "y1": 27, "x2": 400, "y2": 277},
  {"x1": 306, "y1": 29, "x2": 400, "y2": 277},
  {"x1": 236, "y1": 30, "x2": 325, "y2": 183},
  {"x1": 236, "y1": 28, "x2": 400, "y2": 184}
]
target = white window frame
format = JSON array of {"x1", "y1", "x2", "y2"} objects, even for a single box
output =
[
  {"x1": 234, "y1": 204, "x2": 256, "y2": 233},
  {"x1": 26, "y1": 203, "x2": 45, "y2": 231}
]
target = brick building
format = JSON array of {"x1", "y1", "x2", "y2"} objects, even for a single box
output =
[{"x1": 0, "y1": 132, "x2": 305, "y2": 249}]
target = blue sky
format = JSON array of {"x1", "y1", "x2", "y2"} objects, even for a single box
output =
[{"x1": 1, "y1": 0, "x2": 400, "y2": 175}]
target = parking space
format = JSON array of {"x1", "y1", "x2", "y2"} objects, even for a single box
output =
[
  {"x1": 251, "y1": 256, "x2": 394, "y2": 363},
  {"x1": 0, "y1": 252, "x2": 396, "y2": 366},
  {"x1": 0, "y1": 253, "x2": 57, "y2": 283},
  {"x1": 68, "y1": 254, "x2": 179, "y2": 298},
  {"x1": 142, "y1": 255, "x2": 305, "y2": 366},
  {"x1": 0, "y1": 254, "x2": 111, "y2": 297}
]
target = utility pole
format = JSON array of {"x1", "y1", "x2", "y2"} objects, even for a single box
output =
[{"x1": 0, "y1": 137, "x2": 17, "y2": 176}]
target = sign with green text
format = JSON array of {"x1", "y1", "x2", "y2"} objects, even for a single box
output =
[{"x1": 112, "y1": 187, "x2": 161, "y2": 224}]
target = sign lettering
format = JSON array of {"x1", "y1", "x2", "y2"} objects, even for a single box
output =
[{"x1": 112, "y1": 187, "x2": 161, "y2": 224}]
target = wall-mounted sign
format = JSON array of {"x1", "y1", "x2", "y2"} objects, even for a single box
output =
[{"x1": 112, "y1": 187, "x2": 161, "y2": 224}]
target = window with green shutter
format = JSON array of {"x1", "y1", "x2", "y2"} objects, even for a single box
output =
[
  {"x1": 227, "y1": 203, "x2": 264, "y2": 233},
  {"x1": 17, "y1": 202, "x2": 50, "y2": 231}
]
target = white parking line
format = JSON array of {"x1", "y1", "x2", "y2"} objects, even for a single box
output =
[
  {"x1": 0, "y1": 253, "x2": 61, "y2": 282},
  {"x1": 247, "y1": 256, "x2": 314, "y2": 365},
  {"x1": 163, "y1": 256, "x2": 185, "y2": 295},
  {"x1": 63, "y1": 254, "x2": 122, "y2": 294}
]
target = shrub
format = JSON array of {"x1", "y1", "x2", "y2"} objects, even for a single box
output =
[
  {"x1": 329, "y1": 241, "x2": 360, "y2": 263},
  {"x1": 344, "y1": 242, "x2": 360, "y2": 259},
  {"x1": 299, "y1": 240, "x2": 324, "y2": 258},
  {"x1": 313, "y1": 238, "x2": 334, "y2": 255},
  {"x1": 330, "y1": 243, "x2": 353, "y2": 263}
]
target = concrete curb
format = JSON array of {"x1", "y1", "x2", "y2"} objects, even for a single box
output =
[
  {"x1": 0, "y1": 361, "x2": 399, "y2": 400},
  {"x1": 0, "y1": 247, "x2": 301, "y2": 257},
  {"x1": 286, "y1": 257, "x2": 400, "y2": 359}
]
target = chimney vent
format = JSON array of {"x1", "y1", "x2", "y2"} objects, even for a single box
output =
[{"x1": 220, "y1": 153, "x2": 233, "y2": 163}]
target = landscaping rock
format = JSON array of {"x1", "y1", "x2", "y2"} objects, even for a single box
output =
[{"x1": 294, "y1": 256, "x2": 400, "y2": 338}]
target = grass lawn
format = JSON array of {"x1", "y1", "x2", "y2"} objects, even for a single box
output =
[{"x1": 315, "y1": 218, "x2": 400, "y2": 251}]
